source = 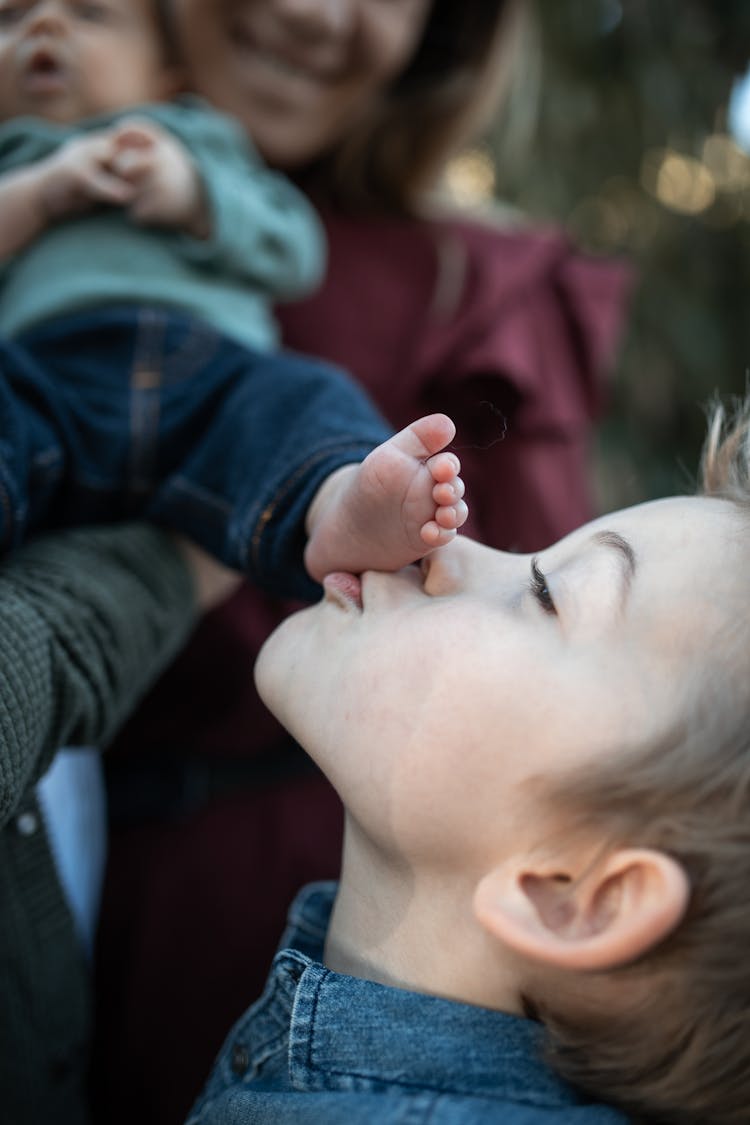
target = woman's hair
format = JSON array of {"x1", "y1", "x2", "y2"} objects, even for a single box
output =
[
  {"x1": 533, "y1": 398, "x2": 750, "y2": 1124},
  {"x1": 152, "y1": 0, "x2": 180, "y2": 65},
  {"x1": 305, "y1": 0, "x2": 531, "y2": 215}
]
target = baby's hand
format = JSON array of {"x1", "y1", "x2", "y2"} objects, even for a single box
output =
[
  {"x1": 109, "y1": 119, "x2": 210, "y2": 238},
  {"x1": 37, "y1": 130, "x2": 134, "y2": 220}
]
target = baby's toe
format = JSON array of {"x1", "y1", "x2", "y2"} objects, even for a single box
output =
[
  {"x1": 427, "y1": 451, "x2": 461, "y2": 483},
  {"x1": 432, "y1": 477, "x2": 465, "y2": 506},
  {"x1": 435, "y1": 499, "x2": 468, "y2": 530},
  {"x1": 420, "y1": 520, "x2": 458, "y2": 547}
]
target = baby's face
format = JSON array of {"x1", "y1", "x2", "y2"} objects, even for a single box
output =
[
  {"x1": 0, "y1": 0, "x2": 170, "y2": 124},
  {"x1": 257, "y1": 495, "x2": 750, "y2": 868}
]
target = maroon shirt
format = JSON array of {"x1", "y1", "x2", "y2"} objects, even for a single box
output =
[{"x1": 93, "y1": 208, "x2": 633, "y2": 1125}]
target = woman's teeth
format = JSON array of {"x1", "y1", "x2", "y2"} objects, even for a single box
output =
[
  {"x1": 232, "y1": 26, "x2": 323, "y2": 83},
  {"x1": 255, "y1": 47, "x2": 308, "y2": 78}
]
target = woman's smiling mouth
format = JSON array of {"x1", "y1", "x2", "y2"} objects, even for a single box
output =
[{"x1": 228, "y1": 18, "x2": 339, "y2": 89}]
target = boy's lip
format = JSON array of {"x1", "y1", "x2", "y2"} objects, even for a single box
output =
[
  {"x1": 323, "y1": 566, "x2": 428, "y2": 613},
  {"x1": 322, "y1": 572, "x2": 363, "y2": 611}
]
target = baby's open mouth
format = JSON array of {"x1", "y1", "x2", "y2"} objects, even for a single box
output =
[{"x1": 24, "y1": 46, "x2": 67, "y2": 90}]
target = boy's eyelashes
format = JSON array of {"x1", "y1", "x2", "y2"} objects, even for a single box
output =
[{"x1": 529, "y1": 557, "x2": 557, "y2": 615}]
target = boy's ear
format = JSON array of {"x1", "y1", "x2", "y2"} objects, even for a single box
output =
[{"x1": 473, "y1": 848, "x2": 690, "y2": 972}]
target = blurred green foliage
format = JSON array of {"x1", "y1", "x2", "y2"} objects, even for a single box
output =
[{"x1": 491, "y1": 0, "x2": 750, "y2": 510}]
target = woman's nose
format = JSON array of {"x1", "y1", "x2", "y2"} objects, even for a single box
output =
[{"x1": 273, "y1": 0, "x2": 356, "y2": 37}]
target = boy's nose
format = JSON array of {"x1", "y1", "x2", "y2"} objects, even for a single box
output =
[
  {"x1": 422, "y1": 537, "x2": 525, "y2": 598},
  {"x1": 421, "y1": 539, "x2": 470, "y2": 596},
  {"x1": 422, "y1": 544, "x2": 463, "y2": 598}
]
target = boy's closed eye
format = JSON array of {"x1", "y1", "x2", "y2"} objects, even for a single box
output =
[{"x1": 530, "y1": 558, "x2": 556, "y2": 615}]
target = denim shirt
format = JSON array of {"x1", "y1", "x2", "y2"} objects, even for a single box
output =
[{"x1": 187, "y1": 883, "x2": 629, "y2": 1124}]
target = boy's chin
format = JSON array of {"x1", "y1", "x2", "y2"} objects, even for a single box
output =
[
  {"x1": 252, "y1": 628, "x2": 287, "y2": 708},
  {"x1": 253, "y1": 606, "x2": 315, "y2": 713}
]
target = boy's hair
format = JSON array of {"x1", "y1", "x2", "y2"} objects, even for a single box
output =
[
  {"x1": 306, "y1": 0, "x2": 533, "y2": 215},
  {"x1": 533, "y1": 398, "x2": 750, "y2": 1125}
]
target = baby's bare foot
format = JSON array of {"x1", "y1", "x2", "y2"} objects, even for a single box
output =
[{"x1": 304, "y1": 414, "x2": 468, "y2": 583}]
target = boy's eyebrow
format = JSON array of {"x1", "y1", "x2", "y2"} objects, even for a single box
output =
[{"x1": 591, "y1": 530, "x2": 637, "y2": 599}]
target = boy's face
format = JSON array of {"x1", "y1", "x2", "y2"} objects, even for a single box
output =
[
  {"x1": 0, "y1": 0, "x2": 171, "y2": 123},
  {"x1": 256, "y1": 496, "x2": 750, "y2": 867}
]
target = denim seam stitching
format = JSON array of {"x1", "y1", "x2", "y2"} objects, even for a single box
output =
[
  {"x1": 129, "y1": 308, "x2": 163, "y2": 495},
  {"x1": 306, "y1": 980, "x2": 554, "y2": 1103}
]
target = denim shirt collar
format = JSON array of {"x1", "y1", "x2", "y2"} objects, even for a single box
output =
[{"x1": 272, "y1": 882, "x2": 608, "y2": 1112}]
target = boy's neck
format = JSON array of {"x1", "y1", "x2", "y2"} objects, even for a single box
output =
[{"x1": 323, "y1": 815, "x2": 525, "y2": 1014}]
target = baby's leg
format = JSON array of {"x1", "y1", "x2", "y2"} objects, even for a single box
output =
[
  {"x1": 303, "y1": 414, "x2": 467, "y2": 583},
  {"x1": 0, "y1": 341, "x2": 70, "y2": 553}
]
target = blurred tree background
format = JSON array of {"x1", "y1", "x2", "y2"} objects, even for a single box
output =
[{"x1": 454, "y1": 0, "x2": 750, "y2": 511}]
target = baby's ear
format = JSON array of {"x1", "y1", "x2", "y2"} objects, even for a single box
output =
[{"x1": 473, "y1": 848, "x2": 690, "y2": 972}]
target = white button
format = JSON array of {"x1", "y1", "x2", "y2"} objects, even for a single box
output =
[{"x1": 15, "y1": 811, "x2": 39, "y2": 836}]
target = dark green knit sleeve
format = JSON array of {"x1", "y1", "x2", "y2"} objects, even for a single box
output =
[{"x1": 0, "y1": 524, "x2": 197, "y2": 828}]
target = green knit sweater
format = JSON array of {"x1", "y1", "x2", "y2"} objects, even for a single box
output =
[
  {"x1": 0, "y1": 524, "x2": 197, "y2": 1125},
  {"x1": 0, "y1": 97, "x2": 324, "y2": 348}
]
